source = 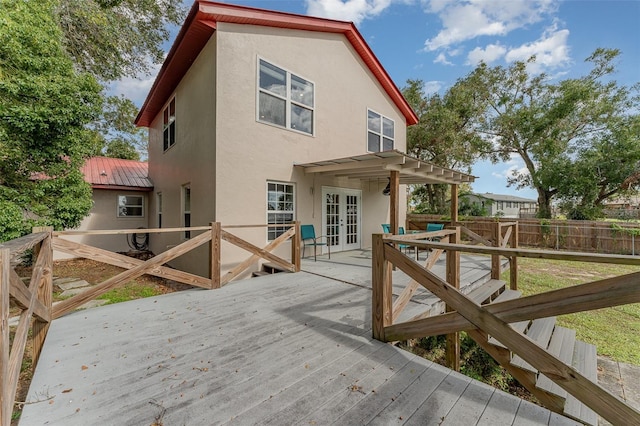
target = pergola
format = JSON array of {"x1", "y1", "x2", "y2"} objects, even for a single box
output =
[{"x1": 295, "y1": 150, "x2": 477, "y2": 234}]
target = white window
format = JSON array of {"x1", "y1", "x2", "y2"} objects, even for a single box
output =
[
  {"x1": 367, "y1": 109, "x2": 394, "y2": 152},
  {"x1": 157, "y1": 192, "x2": 163, "y2": 228},
  {"x1": 163, "y1": 98, "x2": 176, "y2": 151},
  {"x1": 258, "y1": 59, "x2": 314, "y2": 135},
  {"x1": 183, "y1": 185, "x2": 191, "y2": 239},
  {"x1": 117, "y1": 195, "x2": 143, "y2": 218},
  {"x1": 267, "y1": 182, "x2": 295, "y2": 241}
]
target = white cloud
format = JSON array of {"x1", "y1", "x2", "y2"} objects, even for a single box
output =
[
  {"x1": 108, "y1": 62, "x2": 161, "y2": 107},
  {"x1": 466, "y1": 43, "x2": 507, "y2": 65},
  {"x1": 434, "y1": 52, "x2": 453, "y2": 65},
  {"x1": 505, "y1": 25, "x2": 570, "y2": 72},
  {"x1": 306, "y1": 0, "x2": 400, "y2": 25},
  {"x1": 423, "y1": 0, "x2": 557, "y2": 51},
  {"x1": 423, "y1": 80, "x2": 443, "y2": 94}
]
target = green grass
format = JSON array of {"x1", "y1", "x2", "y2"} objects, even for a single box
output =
[
  {"x1": 97, "y1": 282, "x2": 163, "y2": 305},
  {"x1": 502, "y1": 258, "x2": 640, "y2": 365}
]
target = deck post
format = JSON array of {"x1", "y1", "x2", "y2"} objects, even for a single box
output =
[
  {"x1": 450, "y1": 184, "x2": 459, "y2": 225},
  {"x1": 0, "y1": 248, "x2": 9, "y2": 426},
  {"x1": 372, "y1": 234, "x2": 392, "y2": 341},
  {"x1": 291, "y1": 221, "x2": 301, "y2": 272},
  {"x1": 491, "y1": 221, "x2": 502, "y2": 280},
  {"x1": 509, "y1": 222, "x2": 519, "y2": 290},
  {"x1": 445, "y1": 227, "x2": 461, "y2": 371},
  {"x1": 210, "y1": 222, "x2": 221, "y2": 289},
  {"x1": 389, "y1": 170, "x2": 399, "y2": 236},
  {"x1": 31, "y1": 227, "x2": 53, "y2": 367}
]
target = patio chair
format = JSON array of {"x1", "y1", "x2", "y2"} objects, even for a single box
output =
[
  {"x1": 301, "y1": 224, "x2": 330, "y2": 261},
  {"x1": 416, "y1": 223, "x2": 445, "y2": 260},
  {"x1": 381, "y1": 224, "x2": 391, "y2": 233}
]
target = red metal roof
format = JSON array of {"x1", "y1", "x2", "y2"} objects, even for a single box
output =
[
  {"x1": 82, "y1": 157, "x2": 153, "y2": 191},
  {"x1": 135, "y1": 1, "x2": 418, "y2": 127}
]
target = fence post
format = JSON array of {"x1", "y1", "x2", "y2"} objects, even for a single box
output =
[
  {"x1": 31, "y1": 227, "x2": 53, "y2": 367},
  {"x1": 372, "y1": 234, "x2": 392, "y2": 341},
  {"x1": 210, "y1": 222, "x2": 221, "y2": 289},
  {"x1": 491, "y1": 222, "x2": 502, "y2": 280},
  {"x1": 510, "y1": 222, "x2": 519, "y2": 290},
  {"x1": 291, "y1": 221, "x2": 301, "y2": 272},
  {"x1": 0, "y1": 248, "x2": 10, "y2": 426},
  {"x1": 445, "y1": 227, "x2": 461, "y2": 371}
]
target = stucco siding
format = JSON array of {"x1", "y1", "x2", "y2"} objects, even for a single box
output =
[
  {"x1": 56, "y1": 189, "x2": 149, "y2": 260},
  {"x1": 147, "y1": 35, "x2": 218, "y2": 276},
  {"x1": 213, "y1": 23, "x2": 407, "y2": 269}
]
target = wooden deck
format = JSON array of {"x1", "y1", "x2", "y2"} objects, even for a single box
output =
[{"x1": 20, "y1": 252, "x2": 578, "y2": 425}]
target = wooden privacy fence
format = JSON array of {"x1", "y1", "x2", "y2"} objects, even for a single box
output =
[
  {"x1": 372, "y1": 230, "x2": 640, "y2": 425},
  {"x1": 0, "y1": 222, "x2": 300, "y2": 425},
  {"x1": 408, "y1": 214, "x2": 640, "y2": 255}
]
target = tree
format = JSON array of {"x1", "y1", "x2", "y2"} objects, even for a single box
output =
[
  {"x1": 56, "y1": 0, "x2": 186, "y2": 81},
  {"x1": 466, "y1": 49, "x2": 639, "y2": 218},
  {"x1": 0, "y1": 0, "x2": 102, "y2": 240},
  {"x1": 402, "y1": 79, "x2": 488, "y2": 213},
  {"x1": 89, "y1": 95, "x2": 148, "y2": 160}
]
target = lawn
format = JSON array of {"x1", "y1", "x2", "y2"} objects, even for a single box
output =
[{"x1": 502, "y1": 258, "x2": 640, "y2": 365}]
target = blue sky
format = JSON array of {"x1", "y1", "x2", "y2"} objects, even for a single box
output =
[{"x1": 114, "y1": 0, "x2": 640, "y2": 200}]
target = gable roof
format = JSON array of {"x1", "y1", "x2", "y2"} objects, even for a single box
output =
[
  {"x1": 82, "y1": 157, "x2": 153, "y2": 191},
  {"x1": 135, "y1": 1, "x2": 418, "y2": 127},
  {"x1": 465, "y1": 192, "x2": 537, "y2": 203}
]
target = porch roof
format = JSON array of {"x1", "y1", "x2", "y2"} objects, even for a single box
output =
[{"x1": 295, "y1": 150, "x2": 476, "y2": 185}]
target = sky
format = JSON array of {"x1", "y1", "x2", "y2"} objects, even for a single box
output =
[{"x1": 112, "y1": 0, "x2": 640, "y2": 200}]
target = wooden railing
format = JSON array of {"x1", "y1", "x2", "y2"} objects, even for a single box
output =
[
  {"x1": 0, "y1": 222, "x2": 300, "y2": 425},
  {"x1": 0, "y1": 228, "x2": 53, "y2": 426},
  {"x1": 372, "y1": 229, "x2": 640, "y2": 425}
]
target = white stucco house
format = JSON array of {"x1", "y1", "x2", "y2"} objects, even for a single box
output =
[
  {"x1": 461, "y1": 193, "x2": 537, "y2": 219},
  {"x1": 134, "y1": 1, "x2": 474, "y2": 277}
]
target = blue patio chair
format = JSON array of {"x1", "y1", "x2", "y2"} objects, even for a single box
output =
[
  {"x1": 398, "y1": 226, "x2": 413, "y2": 255},
  {"x1": 381, "y1": 223, "x2": 391, "y2": 233},
  {"x1": 417, "y1": 223, "x2": 445, "y2": 260},
  {"x1": 301, "y1": 224, "x2": 330, "y2": 261}
]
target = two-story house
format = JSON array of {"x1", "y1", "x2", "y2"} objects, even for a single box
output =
[{"x1": 135, "y1": 1, "x2": 473, "y2": 277}]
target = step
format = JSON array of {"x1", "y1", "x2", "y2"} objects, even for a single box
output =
[
  {"x1": 486, "y1": 289, "x2": 527, "y2": 348},
  {"x1": 564, "y1": 341, "x2": 598, "y2": 426},
  {"x1": 251, "y1": 271, "x2": 271, "y2": 278},
  {"x1": 262, "y1": 262, "x2": 289, "y2": 274},
  {"x1": 536, "y1": 326, "x2": 576, "y2": 398},
  {"x1": 511, "y1": 316, "x2": 557, "y2": 372},
  {"x1": 466, "y1": 279, "x2": 506, "y2": 305}
]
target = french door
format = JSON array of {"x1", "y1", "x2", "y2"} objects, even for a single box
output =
[{"x1": 322, "y1": 187, "x2": 361, "y2": 253}]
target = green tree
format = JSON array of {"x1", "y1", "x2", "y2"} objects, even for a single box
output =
[
  {"x1": 467, "y1": 49, "x2": 638, "y2": 218},
  {"x1": 403, "y1": 79, "x2": 488, "y2": 213},
  {"x1": 56, "y1": 0, "x2": 186, "y2": 81},
  {"x1": 0, "y1": 0, "x2": 101, "y2": 239},
  {"x1": 90, "y1": 95, "x2": 148, "y2": 160}
]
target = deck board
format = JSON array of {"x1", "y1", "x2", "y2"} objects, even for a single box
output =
[{"x1": 20, "y1": 252, "x2": 578, "y2": 425}]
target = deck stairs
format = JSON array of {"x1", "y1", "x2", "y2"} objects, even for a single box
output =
[
  {"x1": 458, "y1": 279, "x2": 598, "y2": 425},
  {"x1": 251, "y1": 262, "x2": 290, "y2": 278}
]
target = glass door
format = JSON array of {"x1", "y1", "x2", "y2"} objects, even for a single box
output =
[{"x1": 322, "y1": 187, "x2": 361, "y2": 253}]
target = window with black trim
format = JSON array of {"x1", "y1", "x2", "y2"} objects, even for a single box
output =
[
  {"x1": 367, "y1": 109, "x2": 394, "y2": 152},
  {"x1": 258, "y1": 59, "x2": 314, "y2": 135},
  {"x1": 267, "y1": 182, "x2": 295, "y2": 241},
  {"x1": 157, "y1": 192, "x2": 163, "y2": 228},
  {"x1": 183, "y1": 185, "x2": 191, "y2": 239},
  {"x1": 117, "y1": 195, "x2": 143, "y2": 217},
  {"x1": 163, "y1": 98, "x2": 176, "y2": 151}
]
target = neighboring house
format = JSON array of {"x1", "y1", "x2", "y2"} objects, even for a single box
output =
[
  {"x1": 57, "y1": 157, "x2": 153, "y2": 259},
  {"x1": 461, "y1": 193, "x2": 537, "y2": 219},
  {"x1": 134, "y1": 1, "x2": 473, "y2": 277},
  {"x1": 602, "y1": 194, "x2": 640, "y2": 209}
]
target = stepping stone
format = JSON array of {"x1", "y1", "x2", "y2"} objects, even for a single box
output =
[
  {"x1": 57, "y1": 279, "x2": 91, "y2": 291},
  {"x1": 59, "y1": 287, "x2": 90, "y2": 298}
]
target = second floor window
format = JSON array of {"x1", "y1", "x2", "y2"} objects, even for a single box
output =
[
  {"x1": 163, "y1": 98, "x2": 176, "y2": 151},
  {"x1": 367, "y1": 109, "x2": 394, "y2": 152},
  {"x1": 258, "y1": 59, "x2": 314, "y2": 135}
]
